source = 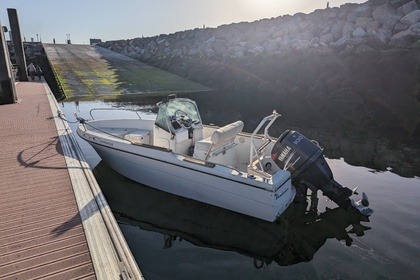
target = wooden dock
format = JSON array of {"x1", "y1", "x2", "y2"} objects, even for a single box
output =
[{"x1": 0, "y1": 80, "x2": 143, "y2": 279}]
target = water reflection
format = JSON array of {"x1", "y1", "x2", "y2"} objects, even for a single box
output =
[{"x1": 93, "y1": 161, "x2": 371, "y2": 268}]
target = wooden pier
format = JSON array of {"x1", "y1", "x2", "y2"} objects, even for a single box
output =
[{"x1": 0, "y1": 80, "x2": 143, "y2": 279}]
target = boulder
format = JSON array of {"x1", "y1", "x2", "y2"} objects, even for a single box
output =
[
  {"x1": 332, "y1": 20, "x2": 346, "y2": 39},
  {"x1": 342, "y1": 44, "x2": 355, "y2": 54},
  {"x1": 290, "y1": 39, "x2": 310, "y2": 50},
  {"x1": 380, "y1": 27, "x2": 393, "y2": 37},
  {"x1": 299, "y1": 20, "x2": 313, "y2": 31},
  {"x1": 342, "y1": 21, "x2": 355, "y2": 37},
  {"x1": 340, "y1": 3, "x2": 360, "y2": 13},
  {"x1": 397, "y1": 1, "x2": 419, "y2": 16},
  {"x1": 296, "y1": 31, "x2": 314, "y2": 41},
  {"x1": 188, "y1": 48, "x2": 197, "y2": 56},
  {"x1": 347, "y1": 5, "x2": 372, "y2": 22},
  {"x1": 319, "y1": 33, "x2": 334, "y2": 46},
  {"x1": 330, "y1": 36, "x2": 350, "y2": 51},
  {"x1": 393, "y1": 22, "x2": 409, "y2": 33},
  {"x1": 147, "y1": 40, "x2": 157, "y2": 49},
  {"x1": 372, "y1": 4, "x2": 403, "y2": 30},
  {"x1": 409, "y1": 22, "x2": 420, "y2": 36},
  {"x1": 365, "y1": 20, "x2": 381, "y2": 32},
  {"x1": 272, "y1": 28, "x2": 288, "y2": 39},
  {"x1": 288, "y1": 22, "x2": 302, "y2": 35},
  {"x1": 171, "y1": 48, "x2": 183, "y2": 56},
  {"x1": 399, "y1": 10, "x2": 420, "y2": 26},
  {"x1": 212, "y1": 39, "x2": 228, "y2": 55},
  {"x1": 356, "y1": 17, "x2": 373, "y2": 28},
  {"x1": 389, "y1": 0, "x2": 414, "y2": 10},
  {"x1": 319, "y1": 27, "x2": 331, "y2": 37},
  {"x1": 310, "y1": 37, "x2": 320, "y2": 46},
  {"x1": 366, "y1": 30, "x2": 389, "y2": 48},
  {"x1": 248, "y1": 46, "x2": 264, "y2": 55},
  {"x1": 388, "y1": 28, "x2": 416, "y2": 46},
  {"x1": 353, "y1": 27, "x2": 367, "y2": 37},
  {"x1": 232, "y1": 51, "x2": 244, "y2": 57},
  {"x1": 264, "y1": 40, "x2": 279, "y2": 52}
]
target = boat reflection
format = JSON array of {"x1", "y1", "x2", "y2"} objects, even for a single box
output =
[{"x1": 93, "y1": 160, "x2": 372, "y2": 268}]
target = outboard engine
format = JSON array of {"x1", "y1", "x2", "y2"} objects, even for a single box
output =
[{"x1": 271, "y1": 130, "x2": 370, "y2": 215}]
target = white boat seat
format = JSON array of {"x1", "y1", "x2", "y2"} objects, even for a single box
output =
[
  {"x1": 124, "y1": 130, "x2": 150, "y2": 145},
  {"x1": 194, "y1": 121, "x2": 243, "y2": 165}
]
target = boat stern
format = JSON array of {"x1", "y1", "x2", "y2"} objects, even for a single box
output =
[{"x1": 272, "y1": 170, "x2": 296, "y2": 219}]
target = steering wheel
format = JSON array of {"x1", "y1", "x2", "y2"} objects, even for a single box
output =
[{"x1": 174, "y1": 109, "x2": 193, "y2": 129}]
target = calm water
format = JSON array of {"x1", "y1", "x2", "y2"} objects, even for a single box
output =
[{"x1": 62, "y1": 100, "x2": 420, "y2": 280}]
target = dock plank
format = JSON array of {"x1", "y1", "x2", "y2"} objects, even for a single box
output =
[
  {"x1": 0, "y1": 81, "x2": 143, "y2": 279},
  {"x1": 0, "y1": 81, "x2": 96, "y2": 280}
]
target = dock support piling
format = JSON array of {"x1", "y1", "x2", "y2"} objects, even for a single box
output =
[
  {"x1": 0, "y1": 20, "x2": 17, "y2": 105},
  {"x1": 8, "y1": 8, "x2": 28, "y2": 82}
]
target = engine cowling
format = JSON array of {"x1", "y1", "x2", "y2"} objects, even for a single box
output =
[{"x1": 271, "y1": 130, "x2": 353, "y2": 210}]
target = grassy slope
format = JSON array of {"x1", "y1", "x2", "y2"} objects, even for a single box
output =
[{"x1": 44, "y1": 44, "x2": 211, "y2": 100}]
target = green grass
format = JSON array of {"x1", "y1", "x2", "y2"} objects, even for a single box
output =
[{"x1": 44, "y1": 44, "x2": 211, "y2": 100}]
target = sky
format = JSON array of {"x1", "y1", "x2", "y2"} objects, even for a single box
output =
[{"x1": 1, "y1": 0, "x2": 366, "y2": 44}]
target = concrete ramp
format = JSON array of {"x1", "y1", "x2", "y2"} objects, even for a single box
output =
[{"x1": 44, "y1": 44, "x2": 211, "y2": 100}]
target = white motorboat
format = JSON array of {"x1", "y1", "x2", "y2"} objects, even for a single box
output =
[{"x1": 77, "y1": 96, "x2": 373, "y2": 221}]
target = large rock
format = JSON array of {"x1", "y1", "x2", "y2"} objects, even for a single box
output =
[
  {"x1": 356, "y1": 17, "x2": 373, "y2": 28},
  {"x1": 264, "y1": 40, "x2": 279, "y2": 52},
  {"x1": 348, "y1": 5, "x2": 373, "y2": 21},
  {"x1": 332, "y1": 20, "x2": 346, "y2": 39},
  {"x1": 353, "y1": 27, "x2": 367, "y2": 37},
  {"x1": 319, "y1": 33, "x2": 334, "y2": 46},
  {"x1": 342, "y1": 21, "x2": 355, "y2": 37},
  {"x1": 388, "y1": 28, "x2": 416, "y2": 46},
  {"x1": 290, "y1": 39, "x2": 310, "y2": 50},
  {"x1": 409, "y1": 22, "x2": 420, "y2": 36},
  {"x1": 272, "y1": 28, "x2": 288, "y2": 39},
  {"x1": 397, "y1": 1, "x2": 419, "y2": 16},
  {"x1": 299, "y1": 20, "x2": 313, "y2": 31},
  {"x1": 367, "y1": 30, "x2": 389, "y2": 48},
  {"x1": 400, "y1": 10, "x2": 420, "y2": 26},
  {"x1": 365, "y1": 20, "x2": 381, "y2": 32},
  {"x1": 330, "y1": 36, "x2": 350, "y2": 50},
  {"x1": 212, "y1": 39, "x2": 228, "y2": 56},
  {"x1": 393, "y1": 22, "x2": 409, "y2": 33},
  {"x1": 372, "y1": 4, "x2": 403, "y2": 30}
]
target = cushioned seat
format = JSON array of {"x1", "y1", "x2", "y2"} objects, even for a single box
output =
[{"x1": 194, "y1": 121, "x2": 244, "y2": 165}]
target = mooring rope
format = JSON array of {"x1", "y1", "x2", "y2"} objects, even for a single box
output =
[
  {"x1": 57, "y1": 111, "x2": 136, "y2": 145},
  {"x1": 57, "y1": 110, "x2": 81, "y2": 124}
]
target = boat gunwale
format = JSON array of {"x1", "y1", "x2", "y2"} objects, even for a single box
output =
[{"x1": 77, "y1": 127, "x2": 291, "y2": 192}]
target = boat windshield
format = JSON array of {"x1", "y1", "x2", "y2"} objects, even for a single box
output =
[{"x1": 155, "y1": 98, "x2": 202, "y2": 133}]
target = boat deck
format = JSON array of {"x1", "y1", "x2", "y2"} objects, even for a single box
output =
[{"x1": 0, "y1": 80, "x2": 142, "y2": 279}]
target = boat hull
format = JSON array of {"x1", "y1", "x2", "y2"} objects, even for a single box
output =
[{"x1": 86, "y1": 140, "x2": 295, "y2": 222}]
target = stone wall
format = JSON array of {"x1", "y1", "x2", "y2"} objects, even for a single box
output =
[{"x1": 100, "y1": 0, "x2": 419, "y2": 59}]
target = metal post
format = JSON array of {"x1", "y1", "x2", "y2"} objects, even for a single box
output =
[
  {"x1": 7, "y1": 8, "x2": 28, "y2": 81},
  {"x1": 0, "y1": 21, "x2": 17, "y2": 104}
]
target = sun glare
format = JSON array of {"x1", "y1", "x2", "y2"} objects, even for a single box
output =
[{"x1": 239, "y1": 0, "x2": 313, "y2": 20}]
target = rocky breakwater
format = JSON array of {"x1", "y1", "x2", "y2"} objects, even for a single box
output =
[
  {"x1": 102, "y1": 0, "x2": 419, "y2": 58},
  {"x1": 100, "y1": 0, "x2": 420, "y2": 175}
]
